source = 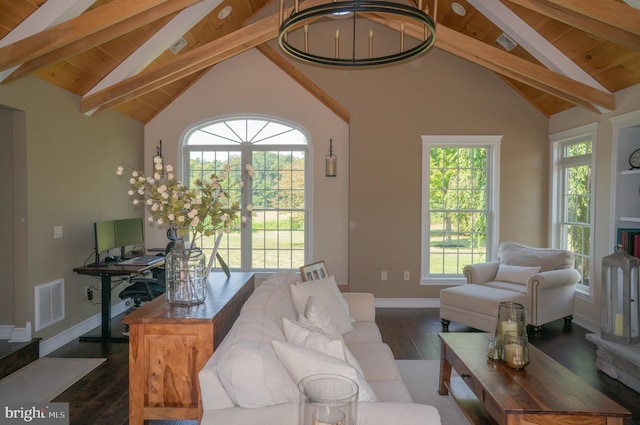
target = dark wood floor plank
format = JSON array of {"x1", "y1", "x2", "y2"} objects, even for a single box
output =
[{"x1": 35, "y1": 308, "x2": 640, "y2": 425}]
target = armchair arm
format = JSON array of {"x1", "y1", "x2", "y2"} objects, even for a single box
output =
[
  {"x1": 527, "y1": 268, "x2": 582, "y2": 292},
  {"x1": 463, "y1": 261, "x2": 500, "y2": 284}
]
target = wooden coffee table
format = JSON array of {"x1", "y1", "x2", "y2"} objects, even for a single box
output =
[{"x1": 438, "y1": 333, "x2": 631, "y2": 425}]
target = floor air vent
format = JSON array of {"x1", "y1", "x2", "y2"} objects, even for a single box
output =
[{"x1": 35, "y1": 279, "x2": 65, "y2": 331}]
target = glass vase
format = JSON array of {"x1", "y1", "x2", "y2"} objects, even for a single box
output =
[
  {"x1": 493, "y1": 301, "x2": 527, "y2": 360},
  {"x1": 165, "y1": 238, "x2": 207, "y2": 306},
  {"x1": 298, "y1": 374, "x2": 358, "y2": 425}
]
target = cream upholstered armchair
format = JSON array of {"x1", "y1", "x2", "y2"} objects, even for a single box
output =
[{"x1": 439, "y1": 241, "x2": 582, "y2": 334}]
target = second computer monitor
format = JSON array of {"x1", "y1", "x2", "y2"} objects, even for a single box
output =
[{"x1": 114, "y1": 217, "x2": 144, "y2": 257}]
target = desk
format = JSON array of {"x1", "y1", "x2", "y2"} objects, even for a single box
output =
[
  {"x1": 73, "y1": 260, "x2": 164, "y2": 342},
  {"x1": 123, "y1": 272, "x2": 254, "y2": 425}
]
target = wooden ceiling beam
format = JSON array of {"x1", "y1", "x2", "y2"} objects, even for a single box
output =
[
  {"x1": 256, "y1": 44, "x2": 350, "y2": 123},
  {"x1": 80, "y1": 0, "x2": 329, "y2": 113},
  {"x1": 363, "y1": 12, "x2": 614, "y2": 111},
  {"x1": 434, "y1": 25, "x2": 614, "y2": 110},
  {"x1": 507, "y1": 0, "x2": 640, "y2": 51},
  {"x1": 0, "y1": 0, "x2": 204, "y2": 72}
]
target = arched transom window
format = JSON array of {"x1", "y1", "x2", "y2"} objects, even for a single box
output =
[{"x1": 183, "y1": 117, "x2": 308, "y2": 271}]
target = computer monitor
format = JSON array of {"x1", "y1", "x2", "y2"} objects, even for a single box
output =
[
  {"x1": 114, "y1": 217, "x2": 144, "y2": 258},
  {"x1": 94, "y1": 220, "x2": 116, "y2": 264}
]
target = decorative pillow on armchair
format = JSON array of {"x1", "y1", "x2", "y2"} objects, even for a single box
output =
[{"x1": 495, "y1": 264, "x2": 541, "y2": 285}]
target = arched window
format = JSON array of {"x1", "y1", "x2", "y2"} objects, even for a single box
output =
[{"x1": 183, "y1": 117, "x2": 308, "y2": 271}]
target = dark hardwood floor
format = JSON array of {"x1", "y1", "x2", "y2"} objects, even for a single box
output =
[{"x1": 46, "y1": 308, "x2": 640, "y2": 425}]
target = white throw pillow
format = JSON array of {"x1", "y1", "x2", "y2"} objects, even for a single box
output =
[
  {"x1": 495, "y1": 264, "x2": 541, "y2": 285},
  {"x1": 282, "y1": 317, "x2": 366, "y2": 378},
  {"x1": 291, "y1": 276, "x2": 354, "y2": 335},
  {"x1": 272, "y1": 340, "x2": 378, "y2": 402},
  {"x1": 304, "y1": 296, "x2": 344, "y2": 337}
]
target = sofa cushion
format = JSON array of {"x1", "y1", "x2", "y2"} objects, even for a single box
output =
[
  {"x1": 272, "y1": 340, "x2": 378, "y2": 402},
  {"x1": 368, "y1": 379, "x2": 413, "y2": 403},
  {"x1": 499, "y1": 241, "x2": 574, "y2": 272},
  {"x1": 440, "y1": 284, "x2": 525, "y2": 315},
  {"x1": 291, "y1": 276, "x2": 354, "y2": 335},
  {"x1": 342, "y1": 322, "x2": 383, "y2": 345},
  {"x1": 347, "y1": 343, "x2": 401, "y2": 382},
  {"x1": 495, "y1": 264, "x2": 540, "y2": 285}
]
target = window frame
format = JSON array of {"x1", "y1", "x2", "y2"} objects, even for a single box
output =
[
  {"x1": 420, "y1": 135, "x2": 501, "y2": 285},
  {"x1": 182, "y1": 116, "x2": 310, "y2": 272},
  {"x1": 550, "y1": 123, "x2": 597, "y2": 300}
]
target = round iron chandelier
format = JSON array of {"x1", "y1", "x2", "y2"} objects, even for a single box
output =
[{"x1": 278, "y1": 0, "x2": 437, "y2": 67}]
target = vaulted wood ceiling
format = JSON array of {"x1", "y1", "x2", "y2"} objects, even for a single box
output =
[{"x1": 1, "y1": 0, "x2": 639, "y2": 123}]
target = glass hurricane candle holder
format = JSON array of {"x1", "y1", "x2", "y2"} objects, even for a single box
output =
[
  {"x1": 298, "y1": 374, "x2": 358, "y2": 425},
  {"x1": 494, "y1": 301, "x2": 527, "y2": 359}
]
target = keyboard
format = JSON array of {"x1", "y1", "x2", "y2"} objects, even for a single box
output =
[{"x1": 118, "y1": 255, "x2": 164, "y2": 266}]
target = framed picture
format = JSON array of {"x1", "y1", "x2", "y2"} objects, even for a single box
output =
[{"x1": 299, "y1": 261, "x2": 329, "y2": 281}]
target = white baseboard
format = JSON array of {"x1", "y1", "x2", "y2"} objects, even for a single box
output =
[
  {"x1": 572, "y1": 313, "x2": 599, "y2": 334},
  {"x1": 375, "y1": 298, "x2": 440, "y2": 308},
  {"x1": 0, "y1": 325, "x2": 14, "y2": 339},
  {"x1": 39, "y1": 301, "x2": 130, "y2": 357}
]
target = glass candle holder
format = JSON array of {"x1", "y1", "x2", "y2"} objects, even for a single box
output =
[
  {"x1": 298, "y1": 374, "x2": 358, "y2": 425},
  {"x1": 503, "y1": 331, "x2": 530, "y2": 369},
  {"x1": 494, "y1": 301, "x2": 527, "y2": 359}
]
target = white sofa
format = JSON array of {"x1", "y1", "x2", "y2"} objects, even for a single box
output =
[
  {"x1": 440, "y1": 241, "x2": 582, "y2": 334},
  {"x1": 198, "y1": 270, "x2": 441, "y2": 425}
]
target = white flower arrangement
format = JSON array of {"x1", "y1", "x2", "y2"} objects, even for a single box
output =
[{"x1": 117, "y1": 157, "x2": 253, "y2": 243}]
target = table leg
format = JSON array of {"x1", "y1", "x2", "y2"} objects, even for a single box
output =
[
  {"x1": 79, "y1": 273, "x2": 128, "y2": 342},
  {"x1": 439, "y1": 341, "x2": 452, "y2": 395}
]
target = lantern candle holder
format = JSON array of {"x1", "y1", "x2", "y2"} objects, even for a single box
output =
[{"x1": 601, "y1": 249, "x2": 640, "y2": 345}]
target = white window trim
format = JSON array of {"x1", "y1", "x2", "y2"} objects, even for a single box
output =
[
  {"x1": 420, "y1": 135, "x2": 501, "y2": 286},
  {"x1": 549, "y1": 123, "x2": 597, "y2": 301}
]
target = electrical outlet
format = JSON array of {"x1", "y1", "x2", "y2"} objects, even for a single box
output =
[
  {"x1": 54, "y1": 225, "x2": 63, "y2": 239},
  {"x1": 404, "y1": 271, "x2": 410, "y2": 280},
  {"x1": 381, "y1": 271, "x2": 387, "y2": 281}
]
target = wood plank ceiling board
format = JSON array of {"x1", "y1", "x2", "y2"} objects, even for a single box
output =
[{"x1": 1, "y1": 0, "x2": 639, "y2": 121}]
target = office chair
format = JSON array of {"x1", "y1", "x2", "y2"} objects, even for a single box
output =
[{"x1": 118, "y1": 241, "x2": 173, "y2": 308}]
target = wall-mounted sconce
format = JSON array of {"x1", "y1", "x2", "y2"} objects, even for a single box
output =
[
  {"x1": 153, "y1": 140, "x2": 164, "y2": 177},
  {"x1": 326, "y1": 139, "x2": 337, "y2": 177}
]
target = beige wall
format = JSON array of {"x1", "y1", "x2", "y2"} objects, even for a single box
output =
[
  {"x1": 0, "y1": 108, "x2": 16, "y2": 323},
  {"x1": 550, "y1": 84, "x2": 640, "y2": 330},
  {"x1": 145, "y1": 49, "x2": 351, "y2": 283},
  {"x1": 0, "y1": 76, "x2": 144, "y2": 339},
  {"x1": 286, "y1": 47, "x2": 550, "y2": 297}
]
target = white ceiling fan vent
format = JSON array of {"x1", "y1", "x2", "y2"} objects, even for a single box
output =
[
  {"x1": 496, "y1": 33, "x2": 518, "y2": 51},
  {"x1": 169, "y1": 37, "x2": 187, "y2": 54}
]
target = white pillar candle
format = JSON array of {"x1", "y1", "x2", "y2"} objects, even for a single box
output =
[
  {"x1": 504, "y1": 342, "x2": 524, "y2": 369},
  {"x1": 615, "y1": 313, "x2": 624, "y2": 337},
  {"x1": 312, "y1": 406, "x2": 345, "y2": 425},
  {"x1": 501, "y1": 320, "x2": 518, "y2": 339}
]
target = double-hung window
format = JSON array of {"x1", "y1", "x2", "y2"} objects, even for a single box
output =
[
  {"x1": 183, "y1": 117, "x2": 308, "y2": 271},
  {"x1": 551, "y1": 125, "x2": 595, "y2": 296},
  {"x1": 421, "y1": 136, "x2": 500, "y2": 285}
]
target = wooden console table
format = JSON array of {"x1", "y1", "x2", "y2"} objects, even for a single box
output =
[
  {"x1": 123, "y1": 272, "x2": 254, "y2": 425},
  {"x1": 438, "y1": 332, "x2": 631, "y2": 425}
]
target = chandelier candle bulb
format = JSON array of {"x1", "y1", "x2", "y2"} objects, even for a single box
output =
[
  {"x1": 400, "y1": 22, "x2": 405, "y2": 52},
  {"x1": 335, "y1": 30, "x2": 339, "y2": 58},
  {"x1": 369, "y1": 29, "x2": 373, "y2": 58},
  {"x1": 304, "y1": 24, "x2": 309, "y2": 53},
  {"x1": 279, "y1": 0, "x2": 283, "y2": 26}
]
